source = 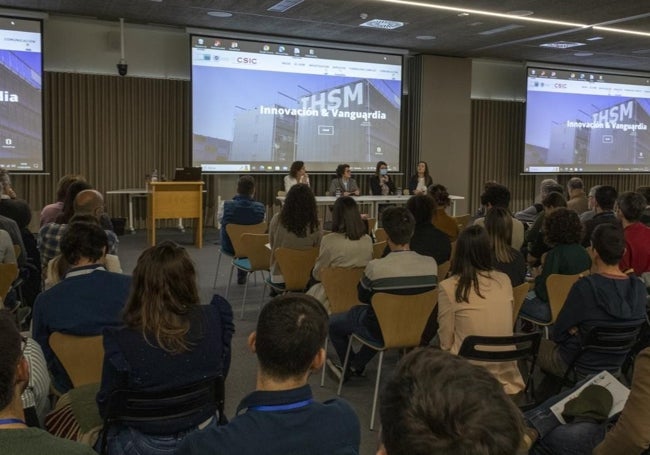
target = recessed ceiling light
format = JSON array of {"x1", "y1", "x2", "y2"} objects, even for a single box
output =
[
  {"x1": 540, "y1": 41, "x2": 585, "y2": 49},
  {"x1": 360, "y1": 19, "x2": 405, "y2": 30},
  {"x1": 207, "y1": 11, "x2": 233, "y2": 18},
  {"x1": 507, "y1": 10, "x2": 534, "y2": 17},
  {"x1": 586, "y1": 36, "x2": 604, "y2": 41},
  {"x1": 457, "y1": 12, "x2": 469, "y2": 17},
  {"x1": 416, "y1": 35, "x2": 436, "y2": 40},
  {"x1": 267, "y1": 0, "x2": 304, "y2": 12},
  {"x1": 479, "y1": 24, "x2": 524, "y2": 36},
  {"x1": 574, "y1": 52, "x2": 593, "y2": 57}
]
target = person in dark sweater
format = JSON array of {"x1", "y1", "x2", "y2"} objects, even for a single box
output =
[
  {"x1": 177, "y1": 294, "x2": 360, "y2": 455},
  {"x1": 537, "y1": 223, "x2": 647, "y2": 379},
  {"x1": 582, "y1": 185, "x2": 620, "y2": 247},
  {"x1": 97, "y1": 241, "x2": 234, "y2": 455}
]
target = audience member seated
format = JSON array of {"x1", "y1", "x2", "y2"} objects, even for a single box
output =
[
  {"x1": 269, "y1": 184, "x2": 321, "y2": 285},
  {"x1": 327, "y1": 207, "x2": 437, "y2": 381},
  {"x1": 525, "y1": 191, "x2": 567, "y2": 266},
  {"x1": 474, "y1": 184, "x2": 525, "y2": 250},
  {"x1": 616, "y1": 191, "x2": 650, "y2": 276},
  {"x1": 636, "y1": 186, "x2": 650, "y2": 226},
  {"x1": 566, "y1": 176, "x2": 589, "y2": 214},
  {"x1": 284, "y1": 160, "x2": 310, "y2": 192},
  {"x1": 484, "y1": 207, "x2": 526, "y2": 286},
  {"x1": 407, "y1": 161, "x2": 432, "y2": 195},
  {"x1": 39, "y1": 189, "x2": 118, "y2": 271},
  {"x1": 403, "y1": 194, "x2": 451, "y2": 265},
  {"x1": 369, "y1": 160, "x2": 396, "y2": 196},
  {"x1": 428, "y1": 183, "x2": 459, "y2": 241},
  {"x1": 581, "y1": 185, "x2": 619, "y2": 247},
  {"x1": 55, "y1": 180, "x2": 113, "y2": 231},
  {"x1": 515, "y1": 178, "x2": 563, "y2": 224},
  {"x1": 537, "y1": 224, "x2": 646, "y2": 380},
  {"x1": 21, "y1": 337, "x2": 50, "y2": 427},
  {"x1": 33, "y1": 221, "x2": 131, "y2": 393},
  {"x1": 40, "y1": 174, "x2": 84, "y2": 226},
  {"x1": 0, "y1": 228, "x2": 16, "y2": 265},
  {"x1": 306, "y1": 196, "x2": 372, "y2": 311},
  {"x1": 177, "y1": 294, "x2": 360, "y2": 455},
  {"x1": 328, "y1": 164, "x2": 360, "y2": 196},
  {"x1": 219, "y1": 175, "x2": 265, "y2": 285},
  {"x1": 0, "y1": 168, "x2": 32, "y2": 232},
  {"x1": 470, "y1": 180, "x2": 499, "y2": 224},
  {"x1": 97, "y1": 241, "x2": 234, "y2": 455},
  {"x1": 378, "y1": 348, "x2": 524, "y2": 455},
  {"x1": 0, "y1": 310, "x2": 95, "y2": 455},
  {"x1": 519, "y1": 208, "x2": 591, "y2": 324},
  {"x1": 580, "y1": 184, "x2": 601, "y2": 223},
  {"x1": 437, "y1": 225, "x2": 524, "y2": 395}
]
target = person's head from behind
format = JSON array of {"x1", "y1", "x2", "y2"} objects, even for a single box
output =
[
  {"x1": 635, "y1": 186, "x2": 650, "y2": 206},
  {"x1": 55, "y1": 174, "x2": 85, "y2": 202},
  {"x1": 594, "y1": 185, "x2": 618, "y2": 211},
  {"x1": 480, "y1": 184, "x2": 511, "y2": 209},
  {"x1": 590, "y1": 223, "x2": 625, "y2": 266},
  {"x1": 237, "y1": 175, "x2": 255, "y2": 197},
  {"x1": 0, "y1": 167, "x2": 13, "y2": 197},
  {"x1": 73, "y1": 189, "x2": 104, "y2": 219},
  {"x1": 542, "y1": 191, "x2": 567, "y2": 213},
  {"x1": 0, "y1": 310, "x2": 26, "y2": 414},
  {"x1": 616, "y1": 191, "x2": 646, "y2": 223},
  {"x1": 336, "y1": 163, "x2": 351, "y2": 178},
  {"x1": 375, "y1": 161, "x2": 388, "y2": 176},
  {"x1": 289, "y1": 161, "x2": 305, "y2": 179},
  {"x1": 332, "y1": 196, "x2": 366, "y2": 240},
  {"x1": 539, "y1": 178, "x2": 559, "y2": 198},
  {"x1": 382, "y1": 207, "x2": 414, "y2": 247},
  {"x1": 251, "y1": 293, "x2": 328, "y2": 382},
  {"x1": 59, "y1": 180, "x2": 93, "y2": 223},
  {"x1": 281, "y1": 183, "x2": 319, "y2": 237},
  {"x1": 427, "y1": 184, "x2": 451, "y2": 208},
  {"x1": 567, "y1": 177, "x2": 584, "y2": 195},
  {"x1": 484, "y1": 207, "x2": 513, "y2": 262},
  {"x1": 60, "y1": 221, "x2": 108, "y2": 267},
  {"x1": 450, "y1": 225, "x2": 493, "y2": 302},
  {"x1": 124, "y1": 241, "x2": 199, "y2": 353},
  {"x1": 378, "y1": 348, "x2": 523, "y2": 455},
  {"x1": 587, "y1": 185, "x2": 602, "y2": 210},
  {"x1": 543, "y1": 207, "x2": 583, "y2": 246},
  {"x1": 407, "y1": 194, "x2": 436, "y2": 226}
]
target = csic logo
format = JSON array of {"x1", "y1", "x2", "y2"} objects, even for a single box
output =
[
  {"x1": 236, "y1": 57, "x2": 258, "y2": 64},
  {"x1": 554, "y1": 83, "x2": 567, "y2": 89}
]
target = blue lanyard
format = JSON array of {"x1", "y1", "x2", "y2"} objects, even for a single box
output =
[
  {"x1": 0, "y1": 418, "x2": 25, "y2": 425},
  {"x1": 249, "y1": 399, "x2": 313, "y2": 412}
]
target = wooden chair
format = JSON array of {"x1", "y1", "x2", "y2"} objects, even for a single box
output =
[
  {"x1": 437, "y1": 261, "x2": 450, "y2": 283},
  {"x1": 231, "y1": 233, "x2": 271, "y2": 319},
  {"x1": 365, "y1": 218, "x2": 376, "y2": 235},
  {"x1": 374, "y1": 228, "x2": 388, "y2": 244},
  {"x1": 337, "y1": 289, "x2": 438, "y2": 430},
  {"x1": 372, "y1": 241, "x2": 386, "y2": 260},
  {"x1": 49, "y1": 333, "x2": 104, "y2": 388},
  {"x1": 453, "y1": 214, "x2": 471, "y2": 230},
  {"x1": 512, "y1": 282, "x2": 530, "y2": 327},
  {"x1": 222, "y1": 222, "x2": 267, "y2": 293},
  {"x1": 265, "y1": 247, "x2": 319, "y2": 294},
  {"x1": 319, "y1": 266, "x2": 365, "y2": 386},
  {"x1": 0, "y1": 262, "x2": 18, "y2": 306}
]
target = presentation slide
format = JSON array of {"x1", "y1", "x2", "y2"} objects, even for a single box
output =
[
  {"x1": 0, "y1": 17, "x2": 42, "y2": 171},
  {"x1": 524, "y1": 67, "x2": 650, "y2": 173},
  {"x1": 191, "y1": 35, "x2": 403, "y2": 173}
]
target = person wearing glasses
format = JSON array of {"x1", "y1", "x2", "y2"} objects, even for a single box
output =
[{"x1": 329, "y1": 164, "x2": 359, "y2": 197}]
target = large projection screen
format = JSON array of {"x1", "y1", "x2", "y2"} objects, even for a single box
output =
[
  {"x1": 524, "y1": 66, "x2": 650, "y2": 174},
  {"x1": 191, "y1": 35, "x2": 403, "y2": 173},
  {"x1": 0, "y1": 16, "x2": 43, "y2": 172}
]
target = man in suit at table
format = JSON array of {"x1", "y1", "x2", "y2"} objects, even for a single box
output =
[{"x1": 219, "y1": 175, "x2": 265, "y2": 285}]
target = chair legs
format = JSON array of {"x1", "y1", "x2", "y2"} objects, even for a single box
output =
[
  {"x1": 240, "y1": 276, "x2": 250, "y2": 320},
  {"x1": 337, "y1": 336, "x2": 354, "y2": 396},
  {"x1": 225, "y1": 264, "x2": 235, "y2": 299},
  {"x1": 212, "y1": 250, "x2": 223, "y2": 289},
  {"x1": 370, "y1": 352, "x2": 384, "y2": 431}
]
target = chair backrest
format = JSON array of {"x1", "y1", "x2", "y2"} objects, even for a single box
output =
[
  {"x1": 101, "y1": 376, "x2": 226, "y2": 455},
  {"x1": 365, "y1": 218, "x2": 376, "y2": 235},
  {"x1": 437, "y1": 261, "x2": 450, "y2": 283},
  {"x1": 274, "y1": 247, "x2": 319, "y2": 291},
  {"x1": 450, "y1": 241, "x2": 457, "y2": 264},
  {"x1": 374, "y1": 228, "x2": 388, "y2": 244},
  {"x1": 547, "y1": 271, "x2": 589, "y2": 323},
  {"x1": 0, "y1": 262, "x2": 18, "y2": 305},
  {"x1": 320, "y1": 267, "x2": 365, "y2": 314},
  {"x1": 226, "y1": 222, "x2": 267, "y2": 257},
  {"x1": 372, "y1": 241, "x2": 386, "y2": 260},
  {"x1": 277, "y1": 190, "x2": 286, "y2": 197},
  {"x1": 49, "y1": 333, "x2": 104, "y2": 388},
  {"x1": 238, "y1": 233, "x2": 270, "y2": 271},
  {"x1": 372, "y1": 290, "x2": 439, "y2": 349},
  {"x1": 453, "y1": 214, "x2": 471, "y2": 230},
  {"x1": 512, "y1": 282, "x2": 530, "y2": 325},
  {"x1": 571, "y1": 324, "x2": 644, "y2": 375}
]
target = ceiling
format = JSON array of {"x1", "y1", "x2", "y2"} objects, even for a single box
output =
[{"x1": 2, "y1": 0, "x2": 650, "y2": 72}]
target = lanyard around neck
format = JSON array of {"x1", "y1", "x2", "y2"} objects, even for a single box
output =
[
  {"x1": 248, "y1": 399, "x2": 313, "y2": 412},
  {"x1": 0, "y1": 418, "x2": 26, "y2": 426}
]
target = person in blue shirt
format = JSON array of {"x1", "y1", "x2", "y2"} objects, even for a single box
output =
[
  {"x1": 177, "y1": 293, "x2": 360, "y2": 455},
  {"x1": 220, "y1": 175, "x2": 265, "y2": 284}
]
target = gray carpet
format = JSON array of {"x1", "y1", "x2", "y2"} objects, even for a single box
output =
[{"x1": 117, "y1": 227, "x2": 400, "y2": 455}]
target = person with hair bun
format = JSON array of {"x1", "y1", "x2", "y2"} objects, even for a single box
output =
[
  {"x1": 428, "y1": 183, "x2": 459, "y2": 241},
  {"x1": 97, "y1": 241, "x2": 234, "y2": 455}
]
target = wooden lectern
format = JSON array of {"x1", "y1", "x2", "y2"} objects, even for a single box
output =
[{"x1": 147, "y1": 181, "x2": 204, "y2": 248}]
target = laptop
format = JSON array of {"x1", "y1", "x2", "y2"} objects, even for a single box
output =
[{"x1": 173, "y1": 167, "x2": 202, "y2": 181}]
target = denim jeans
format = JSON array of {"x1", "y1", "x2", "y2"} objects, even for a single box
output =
[
  {"x1": 519, "y1": 290, "x2": 551, "y2": 323},
  {"x1": 329, "y1": 305, "x2": 382, "y2": 371}
]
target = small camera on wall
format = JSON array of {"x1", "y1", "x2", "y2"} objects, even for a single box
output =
[{"x1": 117, "y1": 59, "x2": 128, "y2": 76}]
